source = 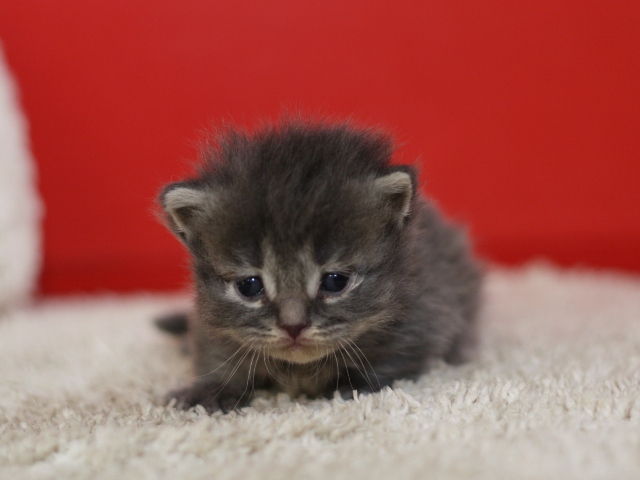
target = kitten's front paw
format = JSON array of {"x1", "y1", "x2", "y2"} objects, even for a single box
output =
[{"x1": 165, "y1": 383, "x2": 249, "y2": 413}]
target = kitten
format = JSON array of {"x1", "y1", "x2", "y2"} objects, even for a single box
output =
[{"x1": 158, "y1": 119, "x2": 481, "y2": 412}]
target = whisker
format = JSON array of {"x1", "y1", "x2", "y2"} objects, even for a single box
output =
[
  {"x1": 349, "y1": 341, "x2": 381, "y2": 390},
  {"x1": 249, "y1": 349, "x2": 259, "y2": 399},
  {"x1": 337, "y1": 342, "x2": 354, "y2": 393},
  {"x1": 262, "y1": 350, "x2": 275, "y2": 379},
  {"x1": 341, "y1": 341, "x2": 375, "y2": 392},
  {"x1": 321, "y1": 347, "x2": 330, "y2": 372},
  {"x1": 243, "y1": 351, "x2": 257, "y2": 394},
  {"x1": 196, "y1": 336, "x2": 232, "y2": 366},
  {"x1": 333, "y1": 351, "x2": 340, "y2": 393},
  {"x1": 196, "y1": 341, "x2": 248, "y2": 378},
  {"x1": 309, "y1": 348, "x2": 330, "y2": 381},
  {"x1": 268, "y1": 351, "x2": 289, "y2": 380},
  {"x1": 233, "y1": 350, "x2": 257, "y2": 411},
  {"x1": 265, "y1": 346, "x2": 292, "y2": 387},
  {"x1": 209, "y1": 341, "x2": 255, "y2": 402}
]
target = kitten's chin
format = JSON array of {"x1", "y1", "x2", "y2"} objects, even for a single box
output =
[{"x1": 268, "y1": 345, "x2": 328, "y2": 364}]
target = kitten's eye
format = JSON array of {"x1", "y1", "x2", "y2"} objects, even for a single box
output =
[
  {"x1": 236, "y1": 277, "x2": 264, "y2": 298},
  {"x1": 320, "y1": 273, "x2": 350, "y2": 294}
]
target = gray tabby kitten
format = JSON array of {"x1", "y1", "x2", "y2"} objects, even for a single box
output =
[{"x1": 158, "y1": 119, "x2": 481, "y2": 412}]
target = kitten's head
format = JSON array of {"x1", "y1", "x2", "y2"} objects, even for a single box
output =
[{"x1": 160, "y1": 120, "x2": 417, "y2": 364}]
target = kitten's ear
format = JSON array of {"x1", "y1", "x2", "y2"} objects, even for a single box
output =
[
  {"x1": 374, "y1": 167, "x2": 416, "y2": 226},
  {"x1": 160, "y1": 182, "x2": 209, "y2": 242}
]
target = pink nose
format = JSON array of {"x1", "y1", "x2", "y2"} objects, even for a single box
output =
[{"x1": 280, "y1": 323, "x2": 308, "y2": 340}]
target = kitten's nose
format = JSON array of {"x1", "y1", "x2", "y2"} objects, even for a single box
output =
[
  {"x1": 277, "y1": 297, "x2": 310, "y2": 340},
  {"x1": 280, "y1": 323, "x2": 307, "y2": 340}
]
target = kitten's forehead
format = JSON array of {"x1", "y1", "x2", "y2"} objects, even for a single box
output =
[{"x1": 207, "y1": 180, "x2": 382, "y2": 266}]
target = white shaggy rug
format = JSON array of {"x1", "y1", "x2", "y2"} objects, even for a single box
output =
[{"x1": 1, "y1": 265, "x2": 639, "y2": 479}]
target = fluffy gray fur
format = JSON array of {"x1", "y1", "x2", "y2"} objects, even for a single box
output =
[{"x1": 158, "y1": 119, "x2": 481, "y2": 412}]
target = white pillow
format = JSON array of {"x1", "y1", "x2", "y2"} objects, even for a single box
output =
[{"x1": 0, "y1": 42, "x2": 41, "y2": 310}]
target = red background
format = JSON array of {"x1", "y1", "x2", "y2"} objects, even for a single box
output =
[{"x1": 1, "y1": 1, "x2": 639, "y2": 294}]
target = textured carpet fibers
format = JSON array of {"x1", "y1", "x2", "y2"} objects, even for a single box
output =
[{"x1": 1, "y1": 265, "x2": 639, "y2": 479}]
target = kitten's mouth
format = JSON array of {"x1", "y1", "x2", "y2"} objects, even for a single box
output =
[
  {"x1": 268, "y1": 337, "x2": 327, "y2": 364},
  {"x1": 280, "y1": 336, "x2": 309, "y2": 349}
]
